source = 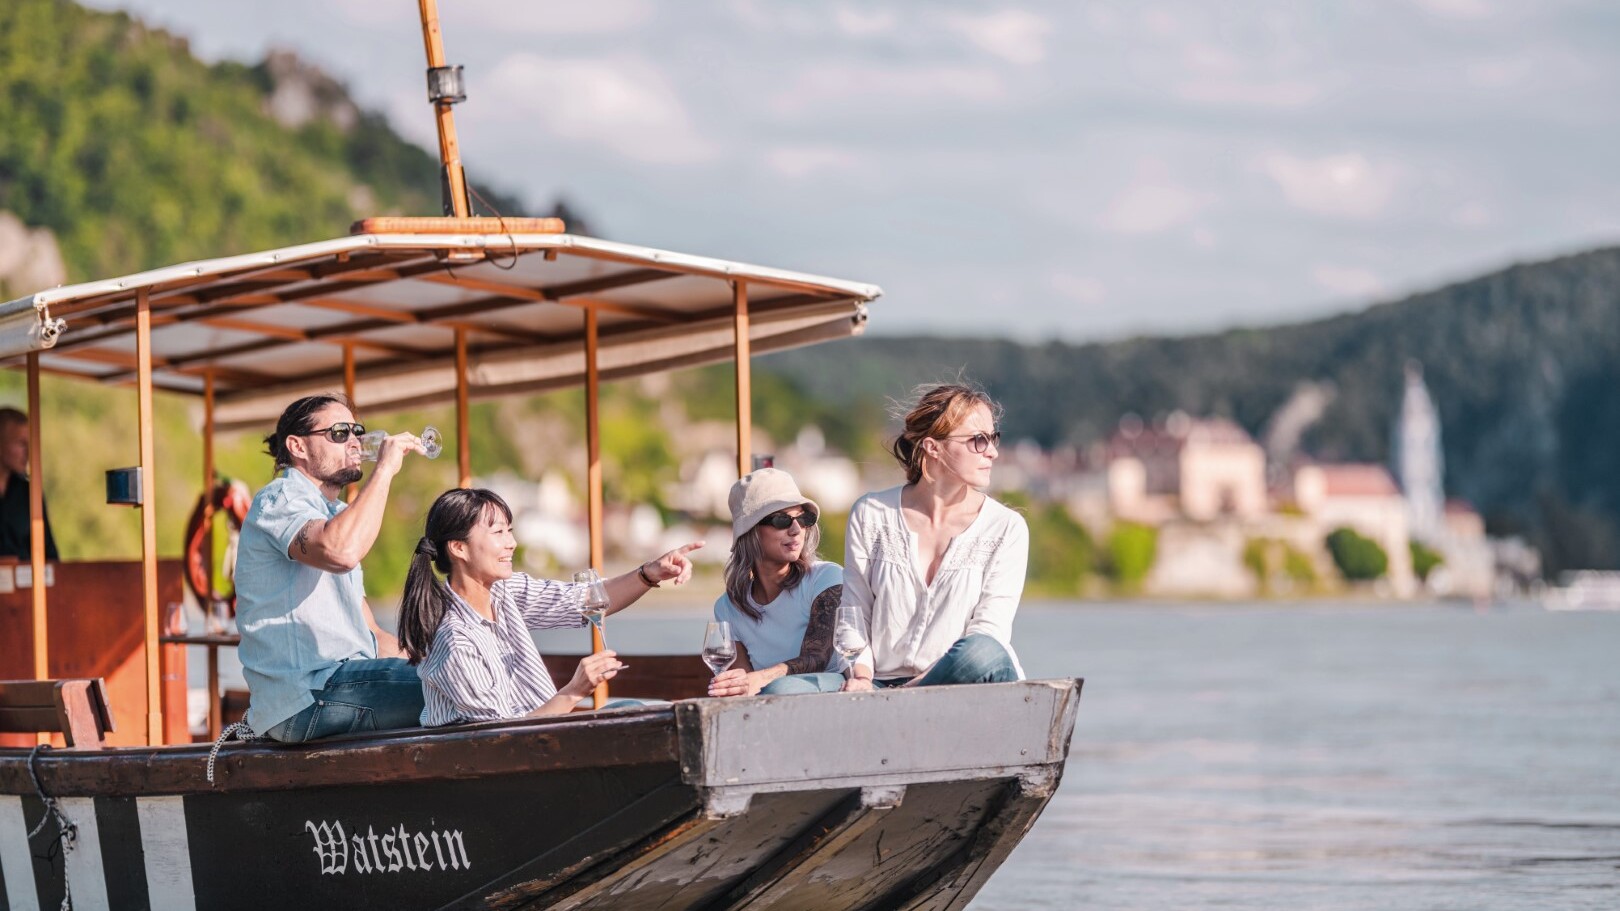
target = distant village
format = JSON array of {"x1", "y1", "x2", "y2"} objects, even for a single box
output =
[{"x1": 484, "y1": 365, "x2": 1539, "y2": 601}]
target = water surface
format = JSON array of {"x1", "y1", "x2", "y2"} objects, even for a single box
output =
[{"x1": 201, "y1": 601, "x2": 1620, "y2": 908}]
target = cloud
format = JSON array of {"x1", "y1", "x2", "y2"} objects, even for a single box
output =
[
  {"x1": 1411, "y1": 0, "x2": 1495, "y2": 20},
  {"x1": 944, "y1": 10, "x2": 1052, "y2": 66},
  {"x1": 455, "y1": 0, "x2": 655, "y2": 34},
  {"x1": 1177, "y1": 78, "x2": 1320, "y2": 109},
  {"x1": 1051, "y1": 272, "x2": 1108, "y2": 306},
  {"x1": 1311, "y1": 264, "x2": 1385, "y2": 299},
  {"x1": 1100, "y1": 181, "x2": 1208, "y2": 235},
  {"x1": 1451, "y1": 202, "x2": 1494, "y2": 228},
  {"x1": 770, "y1": 63, "x2": 1006, "y2": 114},
  {"x1": 767, "y1": 145, "x2": 862, "y2": 178},
  {"x1": 1260, "y1": 152, "x2": 1404, "y2": 220},
  {"x1": 482, "y1": 54, "x2": 716, "y2": 164},
  {"x1": 833, "y1": 4, "x2": 897, "y2": 37}
]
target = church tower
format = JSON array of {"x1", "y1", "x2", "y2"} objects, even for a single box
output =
[{"x1": 1393, "y1": 361, "x2": 1444, "y2": 542}]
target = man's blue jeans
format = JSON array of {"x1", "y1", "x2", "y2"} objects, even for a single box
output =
[
  {"x1": 763, "y1": 634, "x2": 1019, "y2": 695},
  {"x1": 263, "y1": 658, "x2": 424, "y2": 742}
]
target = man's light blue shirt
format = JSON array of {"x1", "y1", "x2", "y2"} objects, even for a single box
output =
[{"x1": 235, "y1": 467, "x2": 375, "y2": 732}]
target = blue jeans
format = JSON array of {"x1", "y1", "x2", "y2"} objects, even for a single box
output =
[
  {"x1": 883, "y1": 634, "x2": 1019, "y2": 687},
  {"x1": 768, "y1": 635, "x2": 1019, "y2": 694},
  {"x1": 760, "y1": 672, "x2": 846, "y2": 695},
  {"x1": 263, "y1": 658, "x2": 424, "y2": 742},
  {"x1": 595, "y1": 698, "x2": 668, "y2": 710}
]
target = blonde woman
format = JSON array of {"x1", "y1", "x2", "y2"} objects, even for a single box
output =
[{"x1": 823, "y1": 383, "x2": 1025, "y2": 692}]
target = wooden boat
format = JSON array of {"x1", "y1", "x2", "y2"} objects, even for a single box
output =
[
  {"x1": 0, "y1": 3, "x2": 1083, "y2": 908},
  {"x1": 1, "y1": 681, "x2": 1079, "y2": 911}
]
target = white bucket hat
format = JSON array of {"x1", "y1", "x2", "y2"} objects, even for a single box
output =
[{"x1": 729, "y1": 468, "x2": 819, "y2": 541}]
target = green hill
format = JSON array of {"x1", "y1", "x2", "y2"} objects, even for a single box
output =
[
  {"x1": 4, "y1": 0, "x2": 1616, "y2": 589},
  {"x1": 763, "y1": 247, "x2": 1620, "y2": 575},
  {"x1": 0, "y1": 0, "x2": 532, "y2": 585}
]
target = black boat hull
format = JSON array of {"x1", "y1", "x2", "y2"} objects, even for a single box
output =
[{"x1": 0, "y1": 680, "x2": 1080, "y2": 911}]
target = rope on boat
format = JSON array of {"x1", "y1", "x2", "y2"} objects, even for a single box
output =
[
  {"x1": 205, "y1": 721, "x2": 257, "y2": 785},
  {"x1": 26, "y1": 744, "x2": 75, "y2": 911}
]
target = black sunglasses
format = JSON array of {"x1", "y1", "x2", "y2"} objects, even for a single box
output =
[
  {"x1": 761, "y1": 510, "x2": 818, "y2": 530},
  {"x1": 298, "y1": 422, "x2": 366, "y2": 443},
  {"x1": 943, "y1": 430, "x2": 1001, "y2": 454}
]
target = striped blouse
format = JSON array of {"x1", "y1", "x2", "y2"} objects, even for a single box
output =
[{"x1": 418, "y1": 573, "x2": 588, "y2": 726}]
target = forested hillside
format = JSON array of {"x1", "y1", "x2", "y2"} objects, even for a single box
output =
[
  {"x1": 0, "y1": 0, "x2": 529, "y2": 581},
  {"x1": 4, "y1": 0, "x2": 1617, "y2": 588},
  {"x1": 765, "y1": 248, "x2": 1620, "y2": 574}
]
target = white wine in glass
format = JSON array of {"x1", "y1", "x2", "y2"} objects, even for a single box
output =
[
  {"x1": 834, "y1": 604, "x2": 867, "y2": 667},
  {"x1": 360, "y1": 427, "x2": 444, "y2": 461},
  {"x1": 702, "y1": 621, "x2": 736, "y2": 676},
  {"x1": 574, "y1": 569, "x2": 611, "y2": 647}
]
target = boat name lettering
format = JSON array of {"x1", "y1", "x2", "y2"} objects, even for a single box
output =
[{"x1": 304, "y1": 819, "x2": 471, "y2": 875}]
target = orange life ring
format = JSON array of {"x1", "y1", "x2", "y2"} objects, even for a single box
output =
[{"x1": 184, "y1": 478, "x2": 251, "y2": 615}]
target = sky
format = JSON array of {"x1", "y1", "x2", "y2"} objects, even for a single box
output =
[{"x1": 86, "y1": 0, "x2": 1620, "y2": 342}]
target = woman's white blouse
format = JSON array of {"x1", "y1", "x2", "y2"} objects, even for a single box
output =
[{"x1": 839, "y1": 486, "x2": 1028, "y2": 679}]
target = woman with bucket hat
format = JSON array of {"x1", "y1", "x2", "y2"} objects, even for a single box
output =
[{"x1": 707, "y1": 468, "x2": 847, "y2": 697}]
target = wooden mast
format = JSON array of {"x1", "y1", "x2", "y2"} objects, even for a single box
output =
[
  {"x1": 417, "y1": 0, "x2": 472, "y2": 217},
  {"x1": 136, "y1": 288, "x2": 163, "y2": 745}
]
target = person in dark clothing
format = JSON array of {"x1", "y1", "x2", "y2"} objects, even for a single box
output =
[{"x1": 0, "y1": 407, "x2": 59, "y2": 561}]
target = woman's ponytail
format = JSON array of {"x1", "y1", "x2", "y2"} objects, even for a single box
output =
[{"x1": 398, "y1": 537, "x2": 451, "y2": 665}]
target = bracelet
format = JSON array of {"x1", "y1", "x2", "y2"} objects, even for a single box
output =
[{"x1": 636, "y1": 563, "x2": 661, "y2": 588}]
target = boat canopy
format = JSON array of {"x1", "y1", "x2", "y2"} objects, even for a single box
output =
[{"x1": 0, "y1": 221, "x2": 881, "y2": 431}]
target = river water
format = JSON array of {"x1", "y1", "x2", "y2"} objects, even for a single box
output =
[
  {"x1": 971, "y1": 602, "x2": 1620, "y2": 911},
  {"x1": 204, "y1": 601, "x2": 1620, "y2": 908}
]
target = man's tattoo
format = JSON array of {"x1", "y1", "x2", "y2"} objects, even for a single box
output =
[
  {"x1": 295, "y1": 522, "x2": 312, "y2": 555},
  {"x1": 785, "y1": 584, "x2": 842, "y2": 675}
]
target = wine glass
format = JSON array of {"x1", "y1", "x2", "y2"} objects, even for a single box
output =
[
  {"x1": 360, "y1": 427, "x2": 443, "y2": 461},
  {"x1": 420, "y1": 426, "x2": 443, "y2": 460},
  {"x1": 574, "y1": 569, "x2": 611, "y2": 648},
  {"x1": 701, "y1": 621, "x2": 736, "y2": 676},
  {"x1": 834, "y1": 604, "x2": 868, "y2": 671}
]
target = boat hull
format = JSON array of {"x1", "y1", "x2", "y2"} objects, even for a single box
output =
[{"x1": 0, "y1": 679, "x2": 1080, "y2": 911}]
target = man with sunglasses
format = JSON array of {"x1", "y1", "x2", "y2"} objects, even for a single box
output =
[{"x1": 234, "y1": 394, "x2": 430, "y2": 742}]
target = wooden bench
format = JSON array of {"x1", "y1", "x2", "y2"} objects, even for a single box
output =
[
  {"x1": 579, "y1": 654, "x2": 711, "y2": 702},
  {"x1": 207, "y1": 655, "x2": 713, "y2": 736},
  {"x1": 0, "y1": 678, "x2": 116, "y2": 749}
]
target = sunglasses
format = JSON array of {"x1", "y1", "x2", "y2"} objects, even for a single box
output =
[
  {"x1": 943, "y1": 431, "x2": 1002, "y2": 454},
  {"x1": 761, "y1": 510, "x2": 818, "y2": 530},
  {"x1": 298, "y1": 422, "x2": 366, "y2": 443}
]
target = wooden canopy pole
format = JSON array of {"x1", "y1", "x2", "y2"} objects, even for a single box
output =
[
  {"x1": 343, "y1": 342, "x2": 357, "y2": 405},
  {"x1": 136, "y1": 288, "x2": 163, "y2": 745},
  {"x1": 203, "y1": 368, "x2": 216, "y2": 574},
  {"x1": 584, "y1": 308, "x2": 607, "y2": 705},
  {"x1": 417, "y1": 0, "x2": 471, "y2": 217},
  {"x1": 455, "y1": 328, "x2": 471, "y2": 488},
  {"x1": 203, "y1": 367, "x2": 221, "y2": 738},
  {"x1": 26, "y1": 355, "x2": 47, "y2": 744},
  {"x1": 343, "y1": 344, "x2": 357, "y2": 503},
  {"x1": 733, "y1": 281, "x2": 752, "y2": 477}
]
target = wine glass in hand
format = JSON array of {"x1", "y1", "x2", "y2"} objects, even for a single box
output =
[
  {"x1": 360, "y1": 427, "x2": 443, "y2": 461},
  {"x1": 702, "y1": 621, "x2": 736, "y2": 676},
  {"x1": 574, "y1": 569, "x2": 612, "y2": 648},
  {"x1": 834, "y1": 604, "x2": 868, "y2": 668}
]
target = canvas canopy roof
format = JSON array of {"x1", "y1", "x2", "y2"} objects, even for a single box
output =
[{"x1": 0, "y1": 221, "x2": 881, "y2": 431}]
